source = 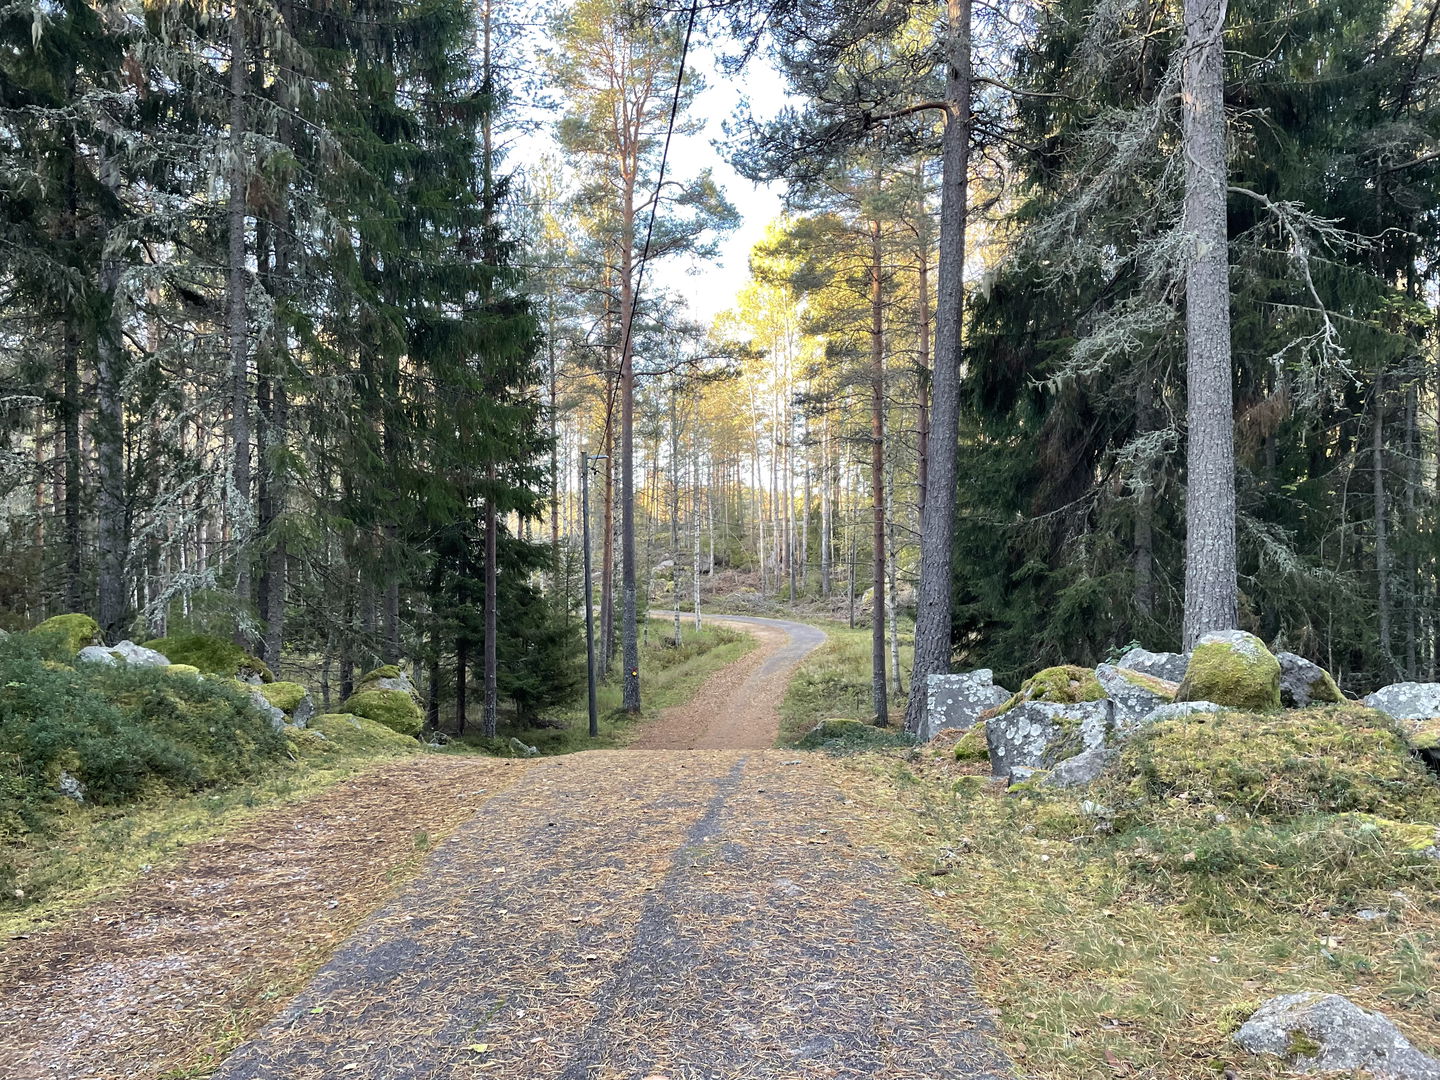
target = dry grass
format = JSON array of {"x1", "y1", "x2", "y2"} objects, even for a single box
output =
[
  {"x1": 0, "y1": 756, "x2": 532, "y2": 1080},
  {"x1": 825, "y1": 741, "x2": 1440, "y2": 1080}
]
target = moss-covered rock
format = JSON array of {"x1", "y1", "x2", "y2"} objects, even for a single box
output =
[
  {"x1": 953, "y1": 723, "x2": 989, "y2": 762},
  {"x1": 339, "y1": 688, "x2": 423, "y2": 738},
  {"x1": 1107, "y1": 704, "x2": 1440, "y2": 824},
  {"x1": 309, "y1": 712, "x2": 421, "y2": 754},
  {"x1": 32, "y1": 614, "x2": 102, "y2": 655},
  {"x1": 360, "y1": 664, "x2": 403, "y2": 684},
  {"x1": 141, "y1": 633, "x2": 273, "y2": 683},
  {"x1": 1175, "y1": 630, "x2": 1281, "y2": 711},
  {"x1": 165, "y1": 664, "x2": 202, "y2": 677},
  {"x1": 258, "y1": 681, "x2": 309, "y2": 715},
  {"x1": 1277, "y1": 651, "x2": 1344, "y2": 708},
  {"x1": 1411, "y1": 719, "x2": 1440, "y2": 752},
  {"x1": 990, "y1": 665, "x2": 1105, "y2": 717}
]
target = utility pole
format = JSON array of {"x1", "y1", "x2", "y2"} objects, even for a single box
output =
[{"x1": 581, "y1": 449, "x2": 608, "y2": 738}]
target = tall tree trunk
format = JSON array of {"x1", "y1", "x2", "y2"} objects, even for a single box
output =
[
  {"x1": 95, "y1": 155, "x2": 127, "y2": 641},
  {"x1": 227, "y1": 4, "x2": 253, "y2": 623},
  {"x1": 454, "y1": 633, "x2": 468, "y2": 735},
  {"x1": 1404, "y1": 381, "x2": 1418, "y2": 678},
  {"x1": 820, "y1": 410, "x2": 832, "y2": 597},
  {"x1": 1374, "y1": 373, "x2": 1393, "y2": 678},
  {"x1": 904, "y1": 0, "x2": 971, "y2": 732},
  {"x1": 1180, "y1": 0, "x2": 1238, "y2": 647},
  {"x1": 599, "y1": 403, "x2": 615, "y2": 676},
  {"x1": 869, "y1": 218, "x2": 889, "y2": 725},
  {"x1": 692, "y1": 442, "x2": 702, "y2": 630},
  {"x1": 62, "y1": 122, "x2": 83, "y2": 614},
  {"x1": 884, "y1": 410, "x2": 903, "y2": 699},
  {"x1": 483, "y1": 487, "x2": 499, "y2": 737},
  {"x1": 915, "y1": 197, "x2": 932, "y2": 527}
]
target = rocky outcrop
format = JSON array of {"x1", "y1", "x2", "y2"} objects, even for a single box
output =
[
  {"x1": 1364, "y1": 683, "x2": 1440, "y2": 723},
  {"x1": 1176, "y1": 630, "x2": 1282, "y2": 710},
  {"x1": 921, "y1": 670, "x2": 1009, "y2": 742},
  {"x1": 1234, "y1": 992, "x2": 1440, "y2": 1079},
  {"x1": 1116, "y1": 647, "x2": 1188, "y2": 684},
  {"x1": 985, "y1": 699, "x2": 1113, "y2": 782},
  {"x1": 1096, "y1": 663, "x2": 1175, "y2": 727},
  {"x1": 1277, "y1": 652, "x2": 1344, "y2": 708}
]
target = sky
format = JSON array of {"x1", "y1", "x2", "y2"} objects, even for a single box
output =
[
  {"x1": 654, "y1": 48, "x2": 791, "y2": 324},
  {"x1": 512, "y1": 31, "x2": 794, "y2": 327}
]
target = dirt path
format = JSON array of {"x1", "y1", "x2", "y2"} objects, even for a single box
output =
[
  {"x1": 0, "y1": 757, "x2": 531, "y2": 1080},
  {"x1": 211, "y1": 750, "x2": 1011, "y2": 1080},
  {"x1": 631, "y1": 614, "x2": 827, "y2": 750}
]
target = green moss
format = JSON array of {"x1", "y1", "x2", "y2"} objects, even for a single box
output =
[
  {"x1": 992, "y1": 665, "x2": 1105, "y2": 716},
  {"x1": 1118, "y1": 668, "x2": 1177, "y2": 701},
  {"x1": 360, "y1": 664, "x2": 403, "y2": 684},
  {"x1": 1340, "y1": 813, "x2": 1438, "y2": 854},
  {"x1": 953, "y1": 723, "x2": 989, "y2": 762},
  {"x1": 165, "y1": 664, "x2": 202, "y2": 677},
  {"x1": 339, "y1": 688, "x2": 423, "y2": 738},
  {"x1": 141, "y1": 634, "x2": 273, "y2": 683},
  {"x1": 304, "y1": 713, "x2": 420, "y2": 755},
  {"x1": 1306, "y1": 670, "x2": 1344, "y2": 705},
  {"x1": 32, "y1": 614, "x2": 101, "y2": 655},
  {"x1": 1411, "y1": 720, "x2": 1440, "y2": 752},
  {"x1": 1176, "y1": 633, "x2": 1281, "y2": 710},
  {"x1": 257, "y1": 681, "x2": 309, "y2": 715},
  {"x1": 952, "y1": 774, "x2": 990, "y2": 795},
  {"x1": 1286, "y1": 1031, "x2": 1322, "y2": 1059},
  {"x1": 1108, "y1": 705, "x2": 1440, "y2": 824}
]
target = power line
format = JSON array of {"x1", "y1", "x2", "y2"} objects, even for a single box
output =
[{"x1": 615, "y1": 0, "x2": 700, "y2": 372}]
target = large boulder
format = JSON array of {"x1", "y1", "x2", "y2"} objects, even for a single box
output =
[
  {"x1": 341, "y1": 686, "x2": 423, "y2": 738},
  {"x1": 33, "y1": 613, "x2": 102, "y2": 655},
  {"x1": 1234, "y1": 992, "x2": 1440, "y2": 1079},
  {"x1": 1040, "y1": 745, "x2": 1118, "y2": 790},
  {"x1": 257, "y1": 681, "x2": 315, "y2": 727},
  {"x1": 1364, "y1": 683, "x2": 1440, "y2": 724},
  {"x1": 1132, "y1": 700, "x2": 1223, "y2": 729},
  {"x1": 247, "y1": 689, "x2": 287, "y2": 732},
  {"x1": 1277, "y1": 651, "x2": 1344, "y2": 708},
  {"x1": 1175, "y1": 630, "x2": 1281, "y2": 710},
  {"x1": 1116, "y1": 646, "x2": 1188, "y2": 684},
  {"x1": 77, "y1": 639, "x2": 172, "y2": 668},
  {"x1": 985, "y1": 699, "x2": 1113, "y2": 782},
  {"x1": 1096, "y1": 663, "x2": 1176, "y2": 727},
  {"x1": 921, "y1": 670, "x2": 1009, "y2": 742},
  {"x1": 358, "y1": 664, "x2": 419, "y2": 700}
]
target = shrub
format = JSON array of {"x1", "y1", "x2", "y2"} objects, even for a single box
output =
[{"x1": 0, "y1": 635, "x2": 285, "y2": 837}]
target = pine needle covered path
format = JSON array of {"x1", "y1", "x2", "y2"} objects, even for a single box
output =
[{"x1": 212, "y1": 747, "x2": 1013, "y2": 1080}]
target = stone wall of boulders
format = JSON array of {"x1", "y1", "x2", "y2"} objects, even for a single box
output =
[{"x1": 924, "y1": 631, "x2": 1440, "y2": 791}]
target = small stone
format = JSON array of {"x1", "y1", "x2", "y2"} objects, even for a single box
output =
[
  {"x1": 57, "y1": 770, "x2": 85, "y2": 802},
  {"x1": 1040, "y1": 746, "x2": 1117, "y2": 789}
]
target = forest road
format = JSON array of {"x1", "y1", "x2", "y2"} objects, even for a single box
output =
[
  {"x1": 210, "y1": 617, "x2": 1013, "y2": 1080},
  {"x1": 630, "y1": 613, "x2": 828, "y2": 750}
]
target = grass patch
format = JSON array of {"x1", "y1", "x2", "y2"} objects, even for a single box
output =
[
  {"x1": 0, "y1": 749, "x2": 410, "y2": 938},
  {"x1": 451, "y1": 617, "x2": 756, "y2": 755},
  {"x1": 826, "y1": 703, "x2": 1440, "y2": 1079},
  {"x1": 779, "y1": 624, "x2": 912, "y2": 745}
]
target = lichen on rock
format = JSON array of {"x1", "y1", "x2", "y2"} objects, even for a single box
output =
[
  {"x1": 1277, "y1": 651, "x2": 1344, "y2": 708},
  {"x1": 1175, "y1": 630, "x2": 1281, "y2": 711},
  {"x1": 990, "y1": 665, "x2": 1105, "y2": 718}
]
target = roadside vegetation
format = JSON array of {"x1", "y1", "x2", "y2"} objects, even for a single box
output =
[
  {"x1": 778, "y1": 623, "x2": 913, "y2": 744},
  {"x1": 828, "y1": 703, "x2": 1440, "y2": 1079},
  {"x1": 1, "y1": 616, "x2": 752, "y2": 935}
]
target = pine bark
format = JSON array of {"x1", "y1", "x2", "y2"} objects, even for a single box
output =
[
  {"x1": 904, "y1": 0, "x2": 970, "y2": 732},
  {"x1": 96, "y1": 153, "x2": 127, "y2": 640},
  {"x1": 227, "y1": 5, "x2": 253, "y2": 617},
  {"x1": 869, "y1": 217, "x2": 888, "y2": 724},
  {"x1": 1180, "y1": 0, "x2": 1239, "y2": 648}
]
